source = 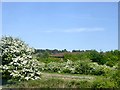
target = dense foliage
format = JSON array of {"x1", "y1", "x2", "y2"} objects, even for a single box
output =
[
  {"x1": 35, "y1": 49, "x2": 119, "y2": 67},
  {"x1": 0, "y1": 36, "x2": 41, "y2": 82},
  {"x1": 39, "y1": 60, "x2": 116, "y2": 76}
]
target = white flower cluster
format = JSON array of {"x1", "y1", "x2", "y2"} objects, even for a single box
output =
[
  {"x1": 42, "y1": 59, "x2": 115, "y2": 75},
  {"x1": 0, "y1": 36, "x2": 41, "y2": 81},
  {"x1": 45, "y1": 62, "x2": 62, "y2": 72},
  {"x1": 44, "y1": 60, "x2": 76, "y2": 74},
  {"x1": 62, "y1": 60, "x2": 75, "y2": 74},
  {"x1": 88, "y1": 62, "x2": 114, "y2": 75}
]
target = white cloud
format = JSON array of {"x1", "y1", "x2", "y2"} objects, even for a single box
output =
[{"x1": 43, "y1": 27, "x2": 105, "y2": 33}]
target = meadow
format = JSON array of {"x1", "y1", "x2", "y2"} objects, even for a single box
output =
[{"x1": 1, "y1": 36, "x2": 120, "y2": 89}]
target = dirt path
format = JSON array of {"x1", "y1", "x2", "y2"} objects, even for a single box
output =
[{"x1": 41, "y1": 72, "x2": 95, "y2": 81}]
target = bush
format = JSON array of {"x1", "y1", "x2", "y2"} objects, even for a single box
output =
[
  {"x1": 0, "y1": 36, "x2": 41, "y2": 82},
  {"x1": 44, "y1": 62, "x2": 62, "y2": 72},
  {"x1": 92, "y1": 77, "x2": 116, "y2": 88},
  {"x1": 111, "y1": 63, "x2": 120, "y2": 88},
  {"x1": 64, "y1": 53, "x2": 89, "y2": 61},
  {"x1": 61, "y1": 60, "x2": 75, "y2": 74},
  {"x1": 42, "y1": 59, "x2": 114, "y2": 76},
  {"x1": 88, "y1": 62, "x2": 113, "y2": 76},
  {"x1": 44, "y1": 60, "x2": 75, "y2": 74},
  {"x1": 74, "y1": 61, "x2": 90, "y2": 74},
  {"x1": 89, "y1": 50, "x2": 106, "y2": 65}
]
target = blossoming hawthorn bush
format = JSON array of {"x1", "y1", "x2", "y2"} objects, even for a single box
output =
[
  {"x1": 88, "y1": 62, "x2": 114, "y2": 75},
  {"x1": 60, "y1": 60, "x2": 76, "y2": 74},
  {"x1": 42, "y1": 59, "x2": 114, "y2": 76},
  {"x1": 44, "y1": 62, "x2": 62, "y2": 72},
  {"x1": 0, "y1": 36, "x2": 41, "y2": 81},
  {"x1": 74, "y1": 61, "x2": 91, "y2": 74},
  {"x1": 43, "y1": 60, "x2": 76, "y2": 74}
]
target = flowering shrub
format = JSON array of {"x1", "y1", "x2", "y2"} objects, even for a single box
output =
[
  {"x1": 88, "y1": 62, "x2": 114, "y2": 75},
  {"x1": 43, "y1": 60, "x2": 75, "y2": 73},
  {"x1": 38, "y1": 62, "x2": 46, "y2": 71},
  {"x1": 44, "y1": 62, "x2": 62, "y2": 72},
  {"x1": 74, "y1": 61, "x2": 91, "y2": 74},
  {"x1": 60, "y1": 60, "x2": 75, "y2": 74},
  {"x1": 42, "y1": 59, "x2": 114, "y2": 76},
  {"x1": 0, "y1": 36, "x2": 41, "y2": 81}
]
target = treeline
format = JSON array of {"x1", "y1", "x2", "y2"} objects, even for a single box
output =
[
  {"x1": 35, "y1": 49, "x2": 120, "y2": 67},
  {"x1": 35, "y1": 49, "x2": 68, "y2": 54},
  {"x1": 35, "y1": 49, "x2": 106, "y2": 54}
]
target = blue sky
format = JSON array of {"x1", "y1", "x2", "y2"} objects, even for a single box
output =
[{"x1": 2, "y1": 2, "x2": 118, "y2": 51}]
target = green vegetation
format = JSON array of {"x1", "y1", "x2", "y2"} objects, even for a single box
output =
[
  {"x1": 1, "y1": 36, "x2": 120, "y2": 88},
  {"x1": 3, "y1": 72, "x2": 119, "y2": 88},
  {"x1": 4, "y1": 76, "x2": 93, "y2": 88}
]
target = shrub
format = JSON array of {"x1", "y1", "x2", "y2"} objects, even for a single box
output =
[
  {"x1": 89, "y1": 50, "x2": 106, "y2": 65},
  {"x1": 61, "y1": 60, "x2": 75, "y2": 74},
  {"x1": 92, "y1": 77, "x2": 116, "y2": 88},
  {"x1": 88, "y1": 62, "x2": 113, "y2": 76},
  {"x1": 44, "y1": 62, "x2": 62, "y2": 72},
  {"x1": 44, "y1": 60, "x2": 76, "y2": 74},
  {"x1": 74, "y1": 61, "x2": 90, "y2": 74},
  {"x1": 111, "y1": 63, "x2": 120, "y2": 88},
  {"x1": 64, "y1": 53, "x2": 89, "y2": 61},
  {"x1": 38, "y1": 62, "x2": 45, "y2": 71},
  {"x1": 0, "y1": 36, "x2": 41, "y2": 82}
]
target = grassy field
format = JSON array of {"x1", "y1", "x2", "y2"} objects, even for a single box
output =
[
  {"x1": 3, "y1": 72, "x2": 99, "y2": 88},
  {"x1": 4, "y1": 71, "x2": 117, "y2": 89}
]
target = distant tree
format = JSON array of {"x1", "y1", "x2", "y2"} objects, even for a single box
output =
[
  {"x1": 72, "y1": 50, "x2": 80, "y2": 52},
  {"x1": 104, "y1": 50, "x2": 119, "y2": 67},
  {"x1": 62, "y1": 49, "x2": 67, "y2": 53},
  {"x1": 46, "y1": 49, "x2": 52, "y2": 54},
  {"x1": 52, "y1": 49, "x2": 59, "y2": 54},
  {"x1": 89, "y1": 50, "x2": 106, "y2": 65}
]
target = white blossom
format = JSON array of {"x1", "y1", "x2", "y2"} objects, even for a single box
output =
[{"x1": 1, "y1": 36, "x2": 41, "y2": 81}]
